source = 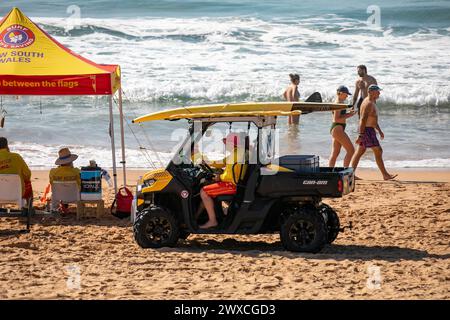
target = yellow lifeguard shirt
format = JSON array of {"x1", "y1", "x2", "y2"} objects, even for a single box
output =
[
  {"x1": 219, "y1": 148, "x2": 247, "y2": 185},
  {"x1": 194, "y1": 148, "x2": 247, "y2": 185},
  {"x1": 0, "y1": 148, "x2": 31, "y2": 191},
  {"x1": 49, "y1": 166, "x2": 81, "y2": 188}
]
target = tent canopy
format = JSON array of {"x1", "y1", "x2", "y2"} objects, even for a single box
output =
[
  {"x1": 0, "y1": 7, "x2": 120, "y2": 95},
  {"x1": 0, "y1": 7, "x2": 126, "y2": 192}
]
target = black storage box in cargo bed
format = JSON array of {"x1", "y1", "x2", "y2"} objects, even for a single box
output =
[{"x1": 277, "y1": 155, "x2": 319, "y2": 173}]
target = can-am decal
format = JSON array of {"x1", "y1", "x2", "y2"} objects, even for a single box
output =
[{"x1": 302, "y1": 180, "x2": 328, "y2": 185}]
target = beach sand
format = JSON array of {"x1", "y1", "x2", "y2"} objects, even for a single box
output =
[{"x1": 0, "y1": 169, "x2": 449, "y2": 299}]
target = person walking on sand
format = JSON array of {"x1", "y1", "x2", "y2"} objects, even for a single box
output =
[
  {"x1": 328, "y1": 86, "x2": 356, "y2": 167},
  {"x1": 352, "y1": 65, "x2": 377, "y2": 117},
  {"x1": 283, "y1": 73, "x2": 300, "y2": 125},
  {"x1": 350, "y1": 85, "x2": 397, "y2": 180}
]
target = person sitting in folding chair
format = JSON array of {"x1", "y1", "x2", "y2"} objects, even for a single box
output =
[
  {"x1": 49, "y1": 148, "x2": 81, "y2": 213},
  {"x1": 0, "y1": 137, "x2": 32, "y2": 205}
]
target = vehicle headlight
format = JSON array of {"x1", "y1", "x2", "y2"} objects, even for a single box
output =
[{"x1": 143, "y1": 178, "x2": 156, "y2": 188}]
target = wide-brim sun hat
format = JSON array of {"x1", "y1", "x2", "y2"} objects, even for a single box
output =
[{"x1": 55, "y1": 147, "x2": 78, "y2": 165}]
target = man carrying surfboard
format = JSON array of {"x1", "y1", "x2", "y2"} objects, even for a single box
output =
[
  {"x1": 350, "y1": 85, "x2": 397, "y2": 181},
  {"x1": 352, "y1": 65, "x2": 377, "y2": 117}
]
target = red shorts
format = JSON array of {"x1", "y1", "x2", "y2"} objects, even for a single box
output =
[{"x1": 202, "y1": 182, "x2": 236, "y2": 198}]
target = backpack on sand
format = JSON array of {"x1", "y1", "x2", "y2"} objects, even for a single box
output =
[{"x1": 111, "y1": 187, "x2": 133, "y2": 219}]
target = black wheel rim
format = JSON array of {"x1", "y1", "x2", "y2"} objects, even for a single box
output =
[
  {"x1": 289, "y1": 220, "x2": 316, "y2": 246},
  {"x1": 144, "y1": 216, "x2": 172, "y2": 244}
]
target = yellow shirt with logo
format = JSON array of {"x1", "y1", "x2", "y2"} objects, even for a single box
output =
[
  {"x1": 0, "y1": 148, "x2": 32, "y2": 191},
  {"x1": 219, "y1": 148, "x2": 247, "y2": 185},
  {"x1": 193, "y1": 148, "x2": 247, "y2": 185},
  {"x1": 49, "y1": 166, "x2": 81, "y2": 189}
]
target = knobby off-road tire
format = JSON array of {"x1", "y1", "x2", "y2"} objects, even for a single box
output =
[
  {"x1": 280, "y1": 205, "x2": 327, "y2": 253},
  {"x1": 133, "y1": 206, "x2": 180, "y2": 248},
  {"x1": 320, "y1": 203, "x2": 340, "y2": 244}
]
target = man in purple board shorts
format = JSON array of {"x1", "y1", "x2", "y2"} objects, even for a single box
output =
[{"x1": 350, "y1": 85, "x2": 397, "y2": 180}]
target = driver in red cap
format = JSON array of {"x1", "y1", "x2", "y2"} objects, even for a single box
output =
[{"x1": 199, "y1": 133, "x2": 246, "y2": 229}]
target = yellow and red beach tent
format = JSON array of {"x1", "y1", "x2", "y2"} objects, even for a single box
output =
[
  {"x1": 0, "y1": 8, "x2": 126, "y2": 190},
  {"x1": 0, "y1": 7, "x2": 121, "y2": 95}
]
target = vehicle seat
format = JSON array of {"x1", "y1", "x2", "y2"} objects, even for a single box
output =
[{"x1": 215, "y1": 194, "x2": 235, "y2": 202}]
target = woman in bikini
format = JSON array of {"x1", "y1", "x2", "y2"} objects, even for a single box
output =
[{"x1": 328, "y1": 85, "x2": 356, "y2": 167}]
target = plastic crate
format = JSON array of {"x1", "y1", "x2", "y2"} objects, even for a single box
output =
[{"x1": 277, "y1": 155, "x2": 320, "y2": 173}]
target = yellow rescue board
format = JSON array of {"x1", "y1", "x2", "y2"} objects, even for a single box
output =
[{"x1": 132, "y1": 101, "x2": 348, "y2": 123}]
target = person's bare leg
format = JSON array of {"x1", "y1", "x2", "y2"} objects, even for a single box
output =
[
  {"x1": 336, "y1": 132, "x2": 355, "y2": 167},
  {"x1": 328, "y1": 137, "x2": 342, "y2": 167},
  {"x1": 291, "y1": 114, "x2": 300, "y2": 125},
  {"x1": 351, "y1": 145, "x2": 366, "y2": 179},
  {"x1": 195, "y1": 202, "x2": 204, "y2": 219},
  {"x1": 372, "y1": 146, "x2": 397, "y2": 180},
  {"x1": 199, "y1": 189, "x2": 218, "y2": 228},
  {"x1": 331, "y1": 126, "x2": 355, "y2": 167}
]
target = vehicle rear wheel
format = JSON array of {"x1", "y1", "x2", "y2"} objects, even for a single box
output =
[
  {"x1": 133, "y1": 206, "x2": 179, "y2": 248},
  {"x1": 320, "y1": 203, "x2": 340, "y2": 244},
  {"x1": 280, "y1": 205, "x2": 327, "y2": 253}
]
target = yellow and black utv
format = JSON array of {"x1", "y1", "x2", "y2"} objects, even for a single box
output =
[{"x1": 131, "y1": 101, "x2": 355, "y2": 253}]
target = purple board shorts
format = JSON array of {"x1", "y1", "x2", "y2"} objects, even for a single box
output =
[{"x1": 360, "y1": 127, "x2": 380, "y2": 148}]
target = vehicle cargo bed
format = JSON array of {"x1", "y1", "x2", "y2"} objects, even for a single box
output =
[{"x1": 256, "y1": 167, "x2": 355, "y2": 198}]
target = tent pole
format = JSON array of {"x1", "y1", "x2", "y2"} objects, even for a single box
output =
[
  {"x1": 109, "y1": 95, "x2": 118, "y2": 195},
  {"x1": 118, "y1": 89, "x2": 127, "y2": 187}
]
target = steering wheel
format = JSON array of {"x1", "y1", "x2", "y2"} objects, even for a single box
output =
[{"x1": 199, "y1": 160, "x2": 215, "y2": 175}]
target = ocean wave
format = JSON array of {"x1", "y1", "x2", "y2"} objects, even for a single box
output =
[
  {"x1": 31, "y1": 15, "x2": 450, "y2": 108},
  {"x1": 119, "y1": 84, "x2": 450, "y2": 108},
  {"x1": 8, "y1": 141, "x2": 450, "y2": 170}
]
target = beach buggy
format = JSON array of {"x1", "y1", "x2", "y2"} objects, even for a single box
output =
[{"x1": 131, "y1": 101, "x2": 355, "y2": 253}]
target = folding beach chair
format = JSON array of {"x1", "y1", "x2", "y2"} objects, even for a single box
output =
[
  {"x1": 50, "y1": 181, "x2": 80, "y2": 212},
  {"x1": 0, "y1": 174, "x2": 32, "y2": 232}
]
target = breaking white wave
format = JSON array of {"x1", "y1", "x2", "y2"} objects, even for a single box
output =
[
  {"x1": 31, "y1": 15, "x2": 450, "y2": 107},
  {"x1": 9, "y1": 141, "x2": 450, "y2": 169},
  {"x1": 1, "y1": 11, "x2": 449, "y2": 168}
]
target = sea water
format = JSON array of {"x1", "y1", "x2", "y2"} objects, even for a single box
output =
[{"x1": 0, "y1": 0, "x2": 449, "y2": 169}]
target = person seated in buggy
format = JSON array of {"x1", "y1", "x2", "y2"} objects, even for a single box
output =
[{"x1": 199, "y1": 133, "x2": 247, "y2": 229}]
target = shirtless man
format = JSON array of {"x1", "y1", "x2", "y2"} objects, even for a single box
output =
[
  {"x1": 352, "y1": 65, "x2": 377, "y2": 117},
  {"x1": 283, "y1": 73, "x2": 300, "y2": 125},
  {"x1": 350, "y1": 85, "x2": 397, "y2": 180}
]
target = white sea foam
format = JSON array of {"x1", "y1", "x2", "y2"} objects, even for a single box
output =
[
  {"x1": 32, "y1": 15, "x2": 450, "y2": 106},
  {"x1": 2, "y1": 15, "x2": 448, "y2": 169},
  {"x1": 10, "y1": 141, "x2": 450, "y2": 169}
]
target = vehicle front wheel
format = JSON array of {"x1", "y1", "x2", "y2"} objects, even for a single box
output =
[
  {"x1": 320, "y1": 203, "x2": 340, "y2": 244},
  {"x1": 133, "y1": 206, "x2": 179, "y2": 248},
  {"x1": 280, "y1": 205, "x2": 327, "y2": 253}
]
